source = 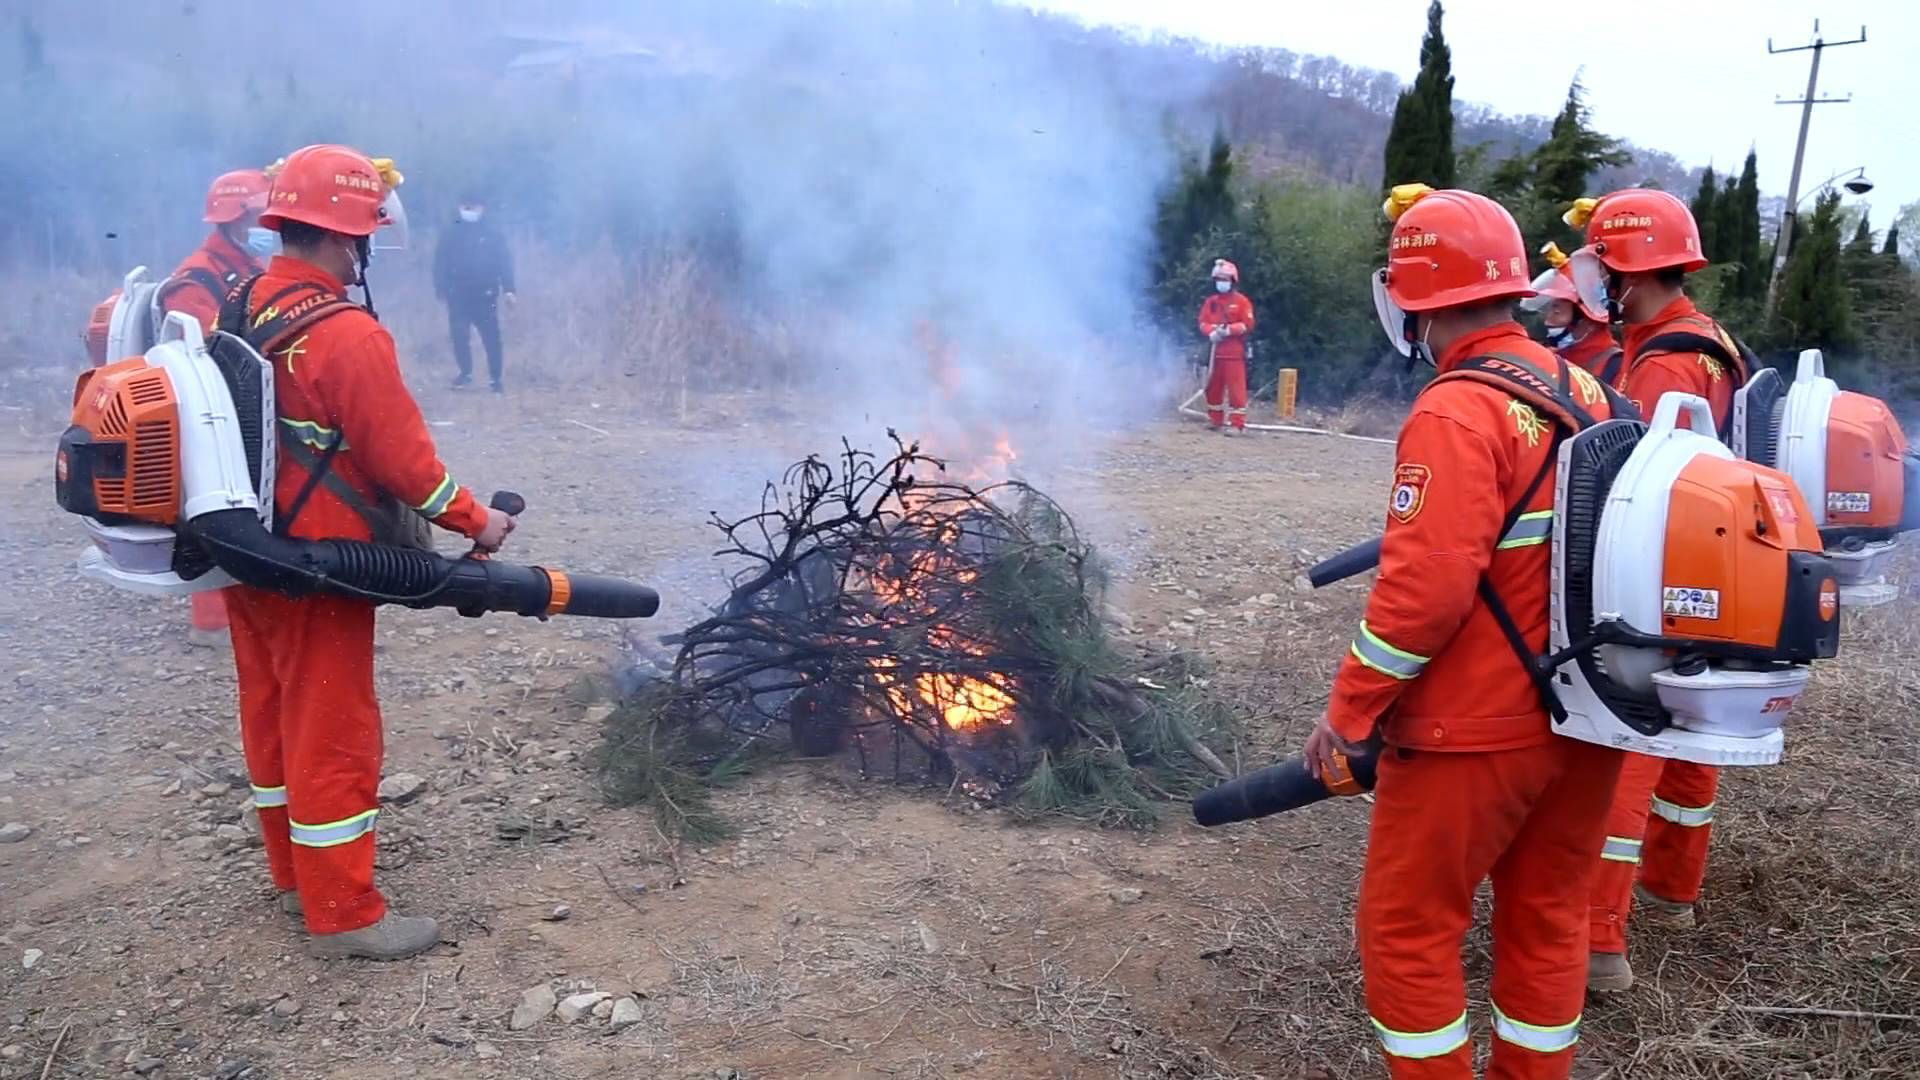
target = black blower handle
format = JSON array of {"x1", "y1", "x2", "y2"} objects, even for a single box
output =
[
  {"x1": 1308, "y1": 537, "x2": 1382, "y2": 589},
  {"x1": 457, "y1": 490, "x2": 529, "y2": 616}
]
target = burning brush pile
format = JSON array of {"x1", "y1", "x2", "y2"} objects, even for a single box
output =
[{"x1": 598, "y1": 435, "x2": 1233, "y2": 840}]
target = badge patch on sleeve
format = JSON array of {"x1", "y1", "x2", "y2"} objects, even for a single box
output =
[{"x1": 1390, "y1": 464, "x2": 1430, "y2": 523}]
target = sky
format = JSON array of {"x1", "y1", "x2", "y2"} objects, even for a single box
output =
[{"x1": 1023, "y1": 0, "x2": 1919, "y2": 231}]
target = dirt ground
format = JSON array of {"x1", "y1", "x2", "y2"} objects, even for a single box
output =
[{"x1": 1, "y1": 379, "x2": 1916, "y2": 1080}]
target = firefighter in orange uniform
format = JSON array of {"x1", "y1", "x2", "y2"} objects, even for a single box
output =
[
  {"x1": 1304, "y1": 185, "x2": 1624, "y2": 1078},
  {"x1": 1520, "y1": 243, "x2": 1624, "y2": 390},
  {"x1": 1564, "y1": 189, "x2": 1751, "y2": 993},
  {"x1": 1198, "y1": 258, "x2": 1255, "y2": 433},
  {"x1": 158, "y1": 168, "x2": 275, "y2": 647},
  {"x1": 226, "y1": 144, "x2": 514, "y2": 959}
]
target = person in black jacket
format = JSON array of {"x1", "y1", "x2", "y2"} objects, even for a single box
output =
[{"x1": 433, "y1": 196, "x2": 516, "y2": 392}]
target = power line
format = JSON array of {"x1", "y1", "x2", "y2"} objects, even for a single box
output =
[{"x1": 1764, "y1": 19, "x2": 1867, "y2": 316}]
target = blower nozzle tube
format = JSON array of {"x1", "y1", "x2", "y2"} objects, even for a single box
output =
[
  {"x1": 1308, "y1": 537, "x2": 1382, "y2": 589},
  {"x1": 188, "y1": 508, "x2": 658, "y2": 619},
  {"x1": 1191, "y1": 748, "x2": 1379, "y2": 826}
]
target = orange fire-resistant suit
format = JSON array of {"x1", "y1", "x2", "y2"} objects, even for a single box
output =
[
  {"x1": 1589, "y1": 295, "x2": 1745, "y2": 956},
  {"x1": 1198, "y1": 290, "x2": 1255, "y2": 429},
  {"x1": 226, "y1": 255, "x2": 487, "y2": 934},
  {"x1": 158, "y1": 229, "x2": 264, "y2": 638},
  {"x1": 1330, "y1": 323, "x2": 1624, "y2": 1079}
]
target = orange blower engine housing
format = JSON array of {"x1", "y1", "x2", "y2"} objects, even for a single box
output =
[
  {"x1": 1734, "y1": 349, "x2": 1920, "y2": 603},
  {"x1": 83, "y1": 293, "x2": 119, "y2": 368},
  {"x1": 59, "y1": 358, "x2": 183, "y2": 526}
]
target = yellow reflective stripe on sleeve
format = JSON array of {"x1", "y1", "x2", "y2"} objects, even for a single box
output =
[
  {"x1": 288, "y1": 809, "x2": 379, "y2": 848},
  {"x1": 249, "y1": 783, "x2": 288, "y2": 808},
  {"x1": 1600, "y1": 835, "x2": 1642, "y2": 864},
  {"x1": 1371, "y1": 1011, "x2": 1469, "y2": 1059},
  {"x1": 1497, "y1": 510, "x2": 1554, "y2": 549},
  {"x1": 1492, "y1": 1004, "x2": 1580, "y2": 1054},
  {"x1": 415, "y1": 473, "x2": 457, "y2": 518},
  {"x1": 1350, "y1": 620, "x2": 1429, "y2": 680},
  {"x1": 1650, "y1": 796, "x2": 1715, "y2": 827},
  {"x1": 279, "y1": 417, "x2": 345, "y2": 451}
]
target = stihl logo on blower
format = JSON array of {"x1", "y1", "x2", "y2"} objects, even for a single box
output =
[
  {"x1": 1734, "y1": 348, "x2": 1919, "y2": 609},
  {"x1": 55, "y1": 307, "x2": 658, "y2": 622}
]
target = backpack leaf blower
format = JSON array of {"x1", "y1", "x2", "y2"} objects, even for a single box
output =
[
  {"x1": 1251, "y1": 391, "x2": 1840, "y2": 804},
  {"x1": 55, "y1": 312, "x2": 658, "y2": 621},
  {"x1": 1734, "y1": 349, "x2": 1918, "y2": 608}
]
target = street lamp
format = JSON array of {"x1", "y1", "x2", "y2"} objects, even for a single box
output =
[
  {"x1": 1767, "y1": 165, "x2": 1874, "y2": 314},
  {"x1": 1797, "y1": 166, "x2": 1873, "y2": 204}
]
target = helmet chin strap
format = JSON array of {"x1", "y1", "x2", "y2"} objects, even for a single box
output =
[
  {"x1": 1606, "y1": 270, "x2": 1630, "y2": 329},
  {"x1": 1403, "y1": 311, "x2": 1436, "y2": 371},
  {"x1": 353, "y1": 235, "x2": 377, "y2": 320}
]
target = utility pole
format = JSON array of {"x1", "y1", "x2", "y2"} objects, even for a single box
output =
[{"x1": 1764, "y1": 20, "x2": 1867, "y2": 317}]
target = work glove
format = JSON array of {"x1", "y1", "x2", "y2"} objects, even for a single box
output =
[{"x1": 1208, "y1": 327, "x2": 1228, "y2": 343}]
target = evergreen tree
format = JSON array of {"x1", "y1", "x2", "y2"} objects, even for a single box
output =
[
  {"x1": 1532, "y1": 77, "x2": 1628, "y2": 205},
  {"x1": 1690, "y1": 167, "x2": 1719, "y2": 266},
  {"x1": 1846, "y1": 212, "x2": 1875, "y2": 257},
  {"x1": 1381, "y1": 1, "x2": 1455, "y2": 190},
  {"x1": 1733, "y1": 150, "x2": 1763, "y2": 299},
  {"x1": 1776, "y1": 190, "x2": 1856, "y2": 350},
  {"x1": 1151, "y1": 128, "x2": 1240, "y2": 316},
  {"x1": 1711, "y1": 176, "x2": 1739, "y2": 266},
  {"x1": 1884, "y1": 223, "x2": 1903, "y2": 259}
]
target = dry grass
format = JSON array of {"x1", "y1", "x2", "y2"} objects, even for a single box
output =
[
  {"x1": 1197, "y1": 546, "x2": 1920, "y2": 1079},
  {"x1": 374, "y1": 239, "x2": 813, "y2": 411}
]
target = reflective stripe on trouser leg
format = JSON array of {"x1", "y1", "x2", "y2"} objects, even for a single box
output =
[
  {"x1": 1497, "y1": 510, "x2": 1553, "y2": 549},
  {"x1": 289, "y1": 809, "x2": 379, "y2": 849},
  {"x1": 250, "y1": 783, "x2": 288, "y2": 808},
  {"x1": 1492, "y1": 1003, "x2": 1580, "y2": 1054},
  {"x1": 1600, "y1": 835, "x2": 1641, "y2": 864},
  {"x1": 1351, "y1": 620, "x2": 1429, "y2": 680},
  {"x1": 1372, "y1": 1011, "x2": 1470, "y2": 1060},
  {"x1": 1650, "y1": 796, "x2": 1714, "y2": 827}
]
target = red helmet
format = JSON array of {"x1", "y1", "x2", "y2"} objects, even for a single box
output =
[
  {"x1": 1211, "y1": 258, "x2": 1239, "y2": 282},
  {"x1": 1566, "y1": 188, "x2": 1707, "y2": 274},
  {"x1": 1380, "y1": 185, "x2": 1533, "y2": 312},
  {"x1": 1520, "y1": 243, "x2": 1607, "y2": 321},
  {"x1": 203, "y1": 170, "x2": 270, "y2": 224},
  {"x1": 259, "y1": 144, "x2": 404, "y2": 238}
]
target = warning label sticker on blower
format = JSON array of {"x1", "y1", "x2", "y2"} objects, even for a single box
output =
[
  {"x1": 1827, "y1": 491, "x2": 1872, "y2": 514},
  {"x1": 1662, "y1": 586, "x2": 1721, "y2": 620}
]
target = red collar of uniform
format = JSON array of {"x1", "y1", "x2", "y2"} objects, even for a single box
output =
[
  {"x1": 1561, "y1": 323, "x2": 1617, "y2": 364},
  {"x1": 1624, "y1": 294, "x2": 1698, "y2": 356},
  {"x1": 1434, "y1": 321, "x2": 1529, "y2": 374},
  {"x1": 204, "y1": 228, "x2": 260, "y2": 276},
  {"x1": 265, "y1": 254, "x2": 347, "y2": 293}
]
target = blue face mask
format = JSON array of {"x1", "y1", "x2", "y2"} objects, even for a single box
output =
[
  {"x1": 1214, "y1": 280, "x2": 1231, "y2": 294},
  {"x1": 246, "y1": 227, "x2": 280, "y2": 258},
  {"x1": 1544, "y1": 323, "x2": 1575, "y2": 349}
]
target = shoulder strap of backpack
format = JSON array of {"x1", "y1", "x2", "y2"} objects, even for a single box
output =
[
  {"x1": 1595, "y1": 347, "x2": 1626, "y2": 393},
  {"x1": 213, "y1": 276, "x2": 366, "y2": 535},
  {"x1": 237, "y1": 282, "x2": 359, "y2": 355},
  {"x1": 1427, "y1": 350, "x2": 1616, "y2": 434}
]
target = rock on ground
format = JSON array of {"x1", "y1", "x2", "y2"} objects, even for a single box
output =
[
  {"x1": 0, "y1": 822, "x2": 30, "y2": 843},
  {"x1": 377, "y1": 773, "x2": 428, "y2": 804},
  {"x1": 557, "y1": 990, "x2": 611, "y2": 1023},
  {"x1": 609, "y1": 996, "x2": 645, "y2": 1033},
  {"x1": 509, "y1": 984, "x2": 557, "y2": 1031}
]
